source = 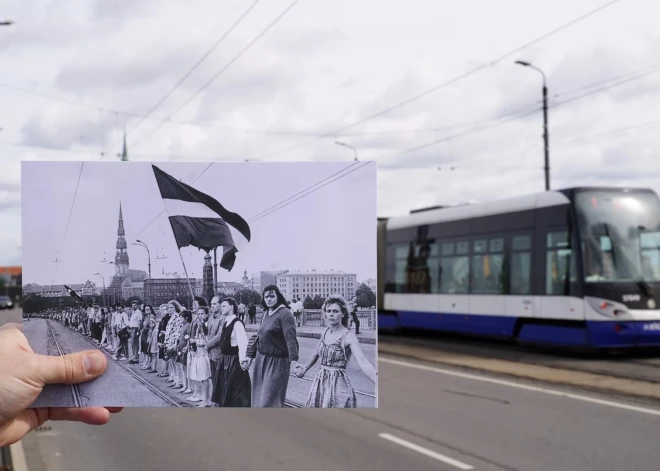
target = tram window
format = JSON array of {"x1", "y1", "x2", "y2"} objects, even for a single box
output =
[
  {"x1": 457, "y1": 241, "x2": 469, "y2": 255},
  {"x1": 473, "y1": 240, "x2": 487, "y2": 253},
  {"x1": 489, "y1": 238, "x2": 504, "y2": 252},
  {"x1": 394, "y1": 260, "x2": 406, "y2": 292},
  {"x1": 512, "y1": 235, "x2": 531, "y2": 251},
  {"x1": 440, "y1": 256, "x2": 469, "y2": 294},
  {"x1": 471, "y1": 253, "x2": 505, "y2": 294},
  {"x1": 511, "y1": 235, "x2": 532, "y2": 295},
  {"x1": 395, "y1": 245, "x2": 409, "y2": 260},
  {"x1": 511, "y1": 252, "x2": 531, "y2": 295},
  {"x1": 442, "y1": 242, "x2": 455, "y2": 256},
  {"x1": 640, "y1": 232, "x2": 660, "y2": 281},
  {"x1": 545, "y1": 231, "x2": 577, "y2": 295},
  {"x1": 393, "y1": 244, "x2": 408, "y2": 293}
]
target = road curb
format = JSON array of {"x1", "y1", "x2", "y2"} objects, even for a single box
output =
[
  {"x1": 245, "y1": 327, "x2": 376, "y2": 344},
  {"x1": 379, "y1": 342, "x2": 660, "y2": 402}
]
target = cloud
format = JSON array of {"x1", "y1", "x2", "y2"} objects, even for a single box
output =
[{"x1": 2, "y1": 0, "x2": 660, "y2": 268}]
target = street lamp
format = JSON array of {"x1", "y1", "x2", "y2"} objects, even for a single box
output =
[
  {"x1": 93, "y1": 273, "x2": 105, "y2": 306},
  {"x1": 0, "y1": 20, "x2": 14, "y2": 26},
  {"x1": 335, "y1": 141, "x2": 358, "y2": 161},
  {"x1": 515, "y1": 60, "x2": 550, "y2": 191},
  {"x1": 133, "y1": 239, "x2": 151, "y2": 278}
]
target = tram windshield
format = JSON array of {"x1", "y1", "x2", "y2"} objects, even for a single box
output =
[{"x1": 575, "y1": 189, "x2": 660, "y2": 286}]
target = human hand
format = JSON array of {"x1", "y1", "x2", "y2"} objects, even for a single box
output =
[{"x1": 0, "y1": 323, "x2": 121, "y2": 447}]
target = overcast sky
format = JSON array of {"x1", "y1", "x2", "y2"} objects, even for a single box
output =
[
  {"x1": 22, "y1": 161, "x2": 376, "y2": 285},
  {"x1": 2, "y1": 0, "x2": 660, "y2": 266}
]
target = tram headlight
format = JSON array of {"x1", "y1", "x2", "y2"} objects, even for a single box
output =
[{"x1": 586, "y1": 296, "x2": 628, "y2": 317}]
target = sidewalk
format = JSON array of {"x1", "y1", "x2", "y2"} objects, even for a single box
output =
[{"x1": 244, "y1": 322, "x2": 376, "y2": 344}]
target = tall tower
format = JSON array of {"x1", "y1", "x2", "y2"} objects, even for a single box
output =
[
  {"x1": 120, "y1": 129, "x2": 129, "y2": 161},
  {"x1": 115, "y1": 203, "x2": 130, "y2": 276},
  {"x1": 202, "y1": 251, "x2": 214, "y2": 304}
]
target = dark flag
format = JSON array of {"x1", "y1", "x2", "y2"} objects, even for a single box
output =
[
  {"x1": 64, "y1": 285, "x2": 84, "y2": 303},
  {"x1": 152, "y1": 165, "x2": 251, "y2": 271}
]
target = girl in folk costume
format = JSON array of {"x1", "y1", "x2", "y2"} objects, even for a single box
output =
[
  {"x1": 140, "y1": 305, "x2": 156, "y2": 369},
  {"x1": 211, "y1": 297, "x2": 251, "y2": 407},
  {"x1": 296, "y1": 295, "x2": 376, "y2": 408},
  {"x1": 164, "y1": 300, "x2": 184, "y2": 388},
  {"x1": 147, "y1": 309, "x2": 160, "y2": 373},
  {"x1": 189, "y1": 306, "x2": 213, "y2": 406},
  {"x1": 174, "y1": 310, "x2": 193, "y2": 394},
  {"x1": 246, "y1": 285, "x2": 299, "y2": 407}
]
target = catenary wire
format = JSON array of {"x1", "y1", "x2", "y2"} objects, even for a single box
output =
[
  {"x1": 251, "y1": 0, "x2": 626, "y2": 161},
  {"x1": 112, "y1": 0, "x2": 264, "y2": 152},
  {"x1": 128, "y1": 0, "x2": 302, "y2": 152}
]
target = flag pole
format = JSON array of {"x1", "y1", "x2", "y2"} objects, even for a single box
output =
[
  {"x1": 213, "y1": 248, "x2": 218, "y2": 294},
  {"x1": 176, "y1": 249, "x2": 196, "y2": 309}
]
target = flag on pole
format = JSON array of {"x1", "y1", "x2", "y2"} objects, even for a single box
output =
[
  {"x1": 64, "y1": 285, "x2": 84, "y2": 303},
  {"x1": 151, "y1": 165, "x2": 251, "y2": 271}
]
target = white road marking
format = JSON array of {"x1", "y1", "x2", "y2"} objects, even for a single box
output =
[
  {"x1": 381, "y1": 357, "x2": 660, "y2": 417},
  {"x1": 378, "y1": 433, "x2": 474, "y2": 470}
]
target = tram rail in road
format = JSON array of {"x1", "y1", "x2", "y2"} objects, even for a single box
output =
[
  {"x1": 47, "y1": 320, "x2": 83, "y2": 408},
  {"x1": 77, "y1": 329, "x2": 184, "y2": 407}
]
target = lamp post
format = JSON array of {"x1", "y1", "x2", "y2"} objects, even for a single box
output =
[
  {"x1": 0, "y1": 20, "x2": 14, "y2": 26},
  {"x1": 93, "y1": 273, "x2": 105, "y2": 306},
  {"x1": 335, "y1": 140, "x2": 358, "y2": 161},
  {"x1": 133, "y1": 239, "x2": 151, "y2": 278},
  {"x1": 515, "y1": 60, "x2": 549, "y2": 191}
]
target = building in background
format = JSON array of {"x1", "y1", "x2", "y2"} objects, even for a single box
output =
[
  {"x1": 0, "y1": 266, "x2": 21, "y2": 287},
  {"x1": 144, "y1": 274, "x2": 197, "y2": 307},
  {"x1": 216, "y1": 281, "x2": 245, "y2": 295},
  {"x1": 276, "y1": 270, "x2": 357, "y2": 302}
]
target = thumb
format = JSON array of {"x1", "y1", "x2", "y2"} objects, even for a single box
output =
[{"x1": 33, "y1": 350, "x2": 107, "y2": 386}]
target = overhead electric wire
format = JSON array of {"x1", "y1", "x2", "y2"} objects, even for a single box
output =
[
  {"x1": 252, "y1": 0, "x2": 625, "y2": 161},
  {"x1": 114, "y1": 0, "x2": 263, "y2": 152},
  {"x1": 248, "y1": 161, "x2": 362, "y2": 220},
  {"x1": 59, "y1": 162, "x2": 85, "y2": 254},
  {"x1": 388, "y1": 58, "x2": 658, "y2": 158},
  {"x1": 250, "y1": 162, "x2": 373, "y2": 223},
  {"x1": 387, "y1": 116, "x2": 660, "y2": 172},
  {"x1": 128, "y1": 0, "x2": 302, "y2": 152}
]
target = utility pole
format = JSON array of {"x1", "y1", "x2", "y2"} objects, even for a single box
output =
[{"x1": 515, "y1": 60, "x2": 550, "y2": 191}]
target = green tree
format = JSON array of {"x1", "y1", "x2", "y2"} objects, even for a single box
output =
[
  {"x1": 355, "y1": 283, "x2": 376, "y2": 308},
  {"x1": 302, "y1": 295, "x2": 315, "y2": 309}
]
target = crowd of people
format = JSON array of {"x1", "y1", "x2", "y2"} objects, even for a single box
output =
[{"x1": 37, "y1": 285, "x2": 376, "y2": 408}]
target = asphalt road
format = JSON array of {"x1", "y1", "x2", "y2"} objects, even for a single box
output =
[
  {"x1": 20, "y1": 353, "x2": 660, "y2": 471},
  {"x1": 8, "y1": 309, "x2": 660, "y2": 470}
]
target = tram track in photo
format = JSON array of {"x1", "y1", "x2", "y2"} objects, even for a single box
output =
[
  {"x1": 77, "y1": 333, "x2": 185, "y2": 407},
  {"x1": 46, "y1": 320, "x2": 83, "y2": 408}
]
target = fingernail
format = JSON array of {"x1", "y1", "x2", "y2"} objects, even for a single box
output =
[{"x1": 84, "y1": 353, "x2": 105, "y2": 374}]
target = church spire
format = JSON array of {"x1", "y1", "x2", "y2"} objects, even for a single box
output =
[
  {"x1": 115, "y1": 202, "x2": 129, "y2": 275},
  {"x1": 121, "y1": 129, "x2": 128, "y2": 161}
]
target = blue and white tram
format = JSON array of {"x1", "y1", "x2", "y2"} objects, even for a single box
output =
[{"x1": 376, "y1": 186, "x2": 660, "y2": 349}]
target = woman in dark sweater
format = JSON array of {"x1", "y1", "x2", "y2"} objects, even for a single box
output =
[{"x1": 246, "y1": 285, "x2": 299, "y2": 407}]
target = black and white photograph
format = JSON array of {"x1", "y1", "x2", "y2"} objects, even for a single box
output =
[{"x1": 21, "y1": 160, "x2": 377, "y2": 408}]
